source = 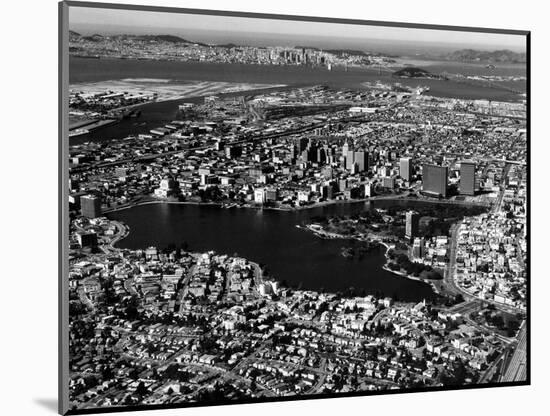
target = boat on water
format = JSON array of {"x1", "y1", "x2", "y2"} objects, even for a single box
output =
[
  {"x1": 68, "y1": 118, "x2": 119, "y2": 138},
  {"x1": 415, "y1": 86, "x2": 431, "y2": 95},
  {"x1": 69, "y1": 128, "x2": 89, "y2": 137},
  {"x1": 341, "y1": 247, "x2": 355, "y2": 259},
  {"x1": 122, "y1": 109, "x2": 142, "y2": 119},
  {"x1": 178, "y1": 103, "x2": 194, "y2": 111}
]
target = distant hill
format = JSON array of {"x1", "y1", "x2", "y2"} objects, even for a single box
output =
[
  {"x1": 132, "y1": 34, "x2": 207, "y2": 45},
  {"x1": 69, "y1": 30, "x2": 81, "y2": 42},
  {"x1": 216, "y1": 43, "x2": 241, "y2": 49},
  {"x1": 445, "y1": 49, "x2": 526, "y2": 63},
  {"x1": 82, "y1": 34, "x2": 105, "y2": 42},
  {"x1": 325, "y1": 49, "x2": 369, "y2": 57},
  {"x1": 137, "y1": 34, "x2": 189, "y2": 43},
  {"x1": 69, "y1": 32, "x2": 211, "y2": 47}
]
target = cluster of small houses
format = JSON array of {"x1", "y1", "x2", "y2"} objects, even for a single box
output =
[
  {"x1": 455, "y1": 171, "x2": 527, "y2": 311},
  {"x1": 69, "y1": 283, "x2": 504, "y2": 408},
  {"x1": 69, "y1": 229, "x2": 508, "y2": 408}
]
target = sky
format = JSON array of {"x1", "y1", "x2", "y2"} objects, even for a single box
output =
[{"x1": 69, "y1": 6, "x2": 527, "y2": 55}]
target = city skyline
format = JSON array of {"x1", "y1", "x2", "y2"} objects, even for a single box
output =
[{"x1": 69, "y1": 6, "x2": 527, "y2": 53}]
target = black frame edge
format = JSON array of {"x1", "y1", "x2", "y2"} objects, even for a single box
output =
[
  {"x1": 59, "y1": 1, "x2": 531, "y2": 415},
  {"x1": 525, "y1": 31, "x2": 531, "y2": 386},
  {"x1": 59, "y1": 1, "x2": 70, "y2": 415}
]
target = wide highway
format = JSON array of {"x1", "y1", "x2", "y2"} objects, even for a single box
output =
[{"x1": 500, "y1": 321, "x2": 528, "y2": 382}]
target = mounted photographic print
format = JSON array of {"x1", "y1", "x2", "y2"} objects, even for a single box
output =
[{"x1": 59, "y1": 1, "x2": 530, "y2": 414}]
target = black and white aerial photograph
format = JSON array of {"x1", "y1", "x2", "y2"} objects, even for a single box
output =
[{"x1": 60, "y1": 1, "x2": 529, "y2": 414}]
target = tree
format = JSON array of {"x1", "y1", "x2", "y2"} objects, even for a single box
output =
[
  {"x1": 101, "y1": 366, "x2": 114, "y2": 381},
  {"x1": 135, "y1": 381, "x2": 148, "y2": 396},
  {"x1": 490, "y1": 314, "x2": 505, "y2": 329}
]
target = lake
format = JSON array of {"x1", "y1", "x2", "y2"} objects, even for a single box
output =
[{"x1": 108, "y1": 200, "x2": 448, "y2": 302}]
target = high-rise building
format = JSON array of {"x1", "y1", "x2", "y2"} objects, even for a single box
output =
[
  {"x1": 346, "y1": 150, "x2": 355, "y2": 170},
  {"x1": 296, "y1": 137, "x2": 308, "y2": 152},
  {"x1": 354, "y1": 150, "x2": 368, "y2": 172},
  {"x1": 69, "y1": 191, "x2": 87, "y2": 210},
  {"x1": 378, "y1": 166, "x2": 391, "y2": 177},
  {"x1": 342, "y1": 141, "x2": 350, "y2": 168},
  {"x1": 339, "y1": 179, "x2": 348, "y2": 192},
  {"x1": 460, "y1": 161, "x2": 476, "y2": 196},
  {"x1": 422, "y1": 164, "x2": 448, "y2": 197},
  {"x1": 412, "y1": 237, "x2": 425, "y2": 259},
  {"x1": 322, "y1": 183, "x2": 335, "y2": 199},
  {"x1": 364, "y1": 182, "x2": 374, "y2": 197},
  {"x1": 382, "y1": 176, "x2": 395, "y2": 189},
  {"x1": 225, "y1": 145, "x2": 242, "y2": 159},
  {"x1": 69, "y1": 178, "x2": 79, "y2": 191},
  {"x1": 80, "y1": 194, "x2": 101, "y2": 219},
  {"x1": 399, "y1": 157, "x2": 413, "y2": 182},
  {"x1": 316, "y1": 148, "x2": 326, "y2": 164},
  {"x1": 76, "y1": 231, "x2": 98, "y2": 248},
  {"x1": 342, "y1": 140, "x2": 349, "y2": 156},
  {"x1": 265, "y1": 188, "x2": 278, "y2": 202},
  {"x1": 405, "y1": 211, "x2": 420, "y2": 241},
  {"x1": 289, "y1": 145, "x2": 297, "y2": 162}
]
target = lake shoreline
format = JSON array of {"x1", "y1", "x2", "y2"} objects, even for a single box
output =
[{"x1": 103, "y1": 193, "x2": 490, "y2": 215}]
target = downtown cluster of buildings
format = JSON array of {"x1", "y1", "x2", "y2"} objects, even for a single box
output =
[{"x1": 69, "y1": 85, "x2": 525, "y2": 217}]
